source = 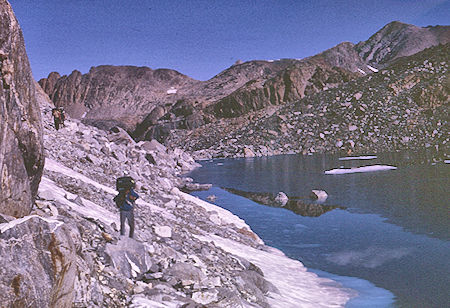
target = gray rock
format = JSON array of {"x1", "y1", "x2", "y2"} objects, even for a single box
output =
[
  {"x1": 0, "y1": 216, "x2": 78, "y2": 307},
  {"x1": 38, "y1": 189, "x2": 56, "y2": 201},
  {"x1": 105, "y1": 237, "x2": 153, "y2": 278},
  {"x1": 274, "y1": 192, "x2": 289, "y2": 206},
  {"x1": 243, "y1": 147, "x2": 256, "y2": 157},
  {"x1": 107, "y1": 127, "x2": 135, "y2": 145},
  {"x1": 0, "y1": 1, "x2": 44, "y2": 218},
  {"x1": 141, "y1": 139, "x2": 167, "y2": 153},
  {"x1": 310, "y1": 190, "x2": 328, "y2": 202},
  {"x1": 165, "y1": 262, "x2": 206, "y2": 285},
  {"x1": 154, "y1": 226, "x2": 172, "y2": 238}
]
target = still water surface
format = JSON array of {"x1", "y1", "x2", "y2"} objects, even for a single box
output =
[{"x1": 187, "y1": 152, "x2": 449, "y2": 307}]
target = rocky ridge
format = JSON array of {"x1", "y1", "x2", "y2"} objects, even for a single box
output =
[
  {"x1": 0, "y1": 94, "x2": 354, "y2": 307},
  {"x1": 38, "y1": 22, "x2": 449, "y2": 145},
  {"x1": 38, "y1": 60, "x2": 299, "y2": 133},
  {"x1": 168, "y1": 43, "x2": 449, "y2": 159}
]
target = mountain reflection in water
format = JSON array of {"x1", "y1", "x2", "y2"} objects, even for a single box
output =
[{"x1": 223, "y1": 187, "x2": 345, "y2": 217}]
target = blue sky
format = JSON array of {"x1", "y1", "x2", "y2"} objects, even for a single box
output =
[{"x1": 9, "y1": 0, "x2": 449, "y2": 81}]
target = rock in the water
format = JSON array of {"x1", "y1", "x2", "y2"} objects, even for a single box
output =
[
  {"x1": 243, "y1": 147, "x2": 256, "y2": 158},
  {"x1": 274, "y1": 192, "x2": 289, "y2": 206},
  {"x1": 310, "y1": 190, "x2": 328, "y2": 202},
  {"x1": 207, "y1": 195, "x2": 217, "y2": 202}
]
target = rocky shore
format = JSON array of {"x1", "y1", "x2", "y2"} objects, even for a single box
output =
[{"x1": 0, "y1": 97, "x2": 355, "y2": 307}]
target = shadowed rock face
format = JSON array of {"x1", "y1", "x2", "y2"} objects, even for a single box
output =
[
  {"x1": 211, "y1": 60, "x2": 358, "y2": 118},
  {"x1": 0, "y1": 0, "x2": 44, "y2": 218},
  {"x1": 223, "y1": 188, "x2": 344, "y2": 217}
]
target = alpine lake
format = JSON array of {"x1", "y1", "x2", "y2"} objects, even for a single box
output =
[{"x1": 186, "y1": 151, "x2": 449, "y2": 308}]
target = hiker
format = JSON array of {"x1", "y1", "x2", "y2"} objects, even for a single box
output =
[
  {"x1": 114, "y1": 177, "x2": 139, "y2": 238},
  {"x1": 59, "y1": 107, "x2": 66, "y2": 127},
  {"x1": 51, "y1": 108, "x2": 62, "y2": 130}
]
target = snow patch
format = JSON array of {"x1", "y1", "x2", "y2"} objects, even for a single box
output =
[
  {"x1": 44, "y1": 158, "x2": 171, "y2": 218},
  {"x1": 40, "y1": 176, "x2": 118, "y2": 226},
  {"x1": 367, "y1": 65, "x2": 379, "y2": 73},
  {"x1": 338, "y1": 156, "x2": 377, "y2": 161},
  {"x1": 173, "y1": 188, "x2": 255, "y2": 236},
  {"x1": 0, "y1": 215, "x2": 63, "y2": 234},
  {"x1": 357, "y1": 68, "x2": 366, "y2": 75},
  {"x1": 325, "y1": 165, "x2": 397, "y2": 174},
  {"x1": 196, "y1": 234, "x2": 355, "y2": 307},
  {"x1": 166, "y1": 87, "x2": 177, "y2": 94}
]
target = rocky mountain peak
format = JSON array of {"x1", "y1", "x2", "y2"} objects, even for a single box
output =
[{"x1": 356, "y1": 21, "x2": 450, "y2": 67}]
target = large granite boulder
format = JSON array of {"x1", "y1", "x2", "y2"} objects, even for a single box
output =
[
  {"x1": 0, "y1": 0, "x2": 44, "y2": 218},
  {"x1": 0, "y1": 216, "x2": 78, "y2": 307}
]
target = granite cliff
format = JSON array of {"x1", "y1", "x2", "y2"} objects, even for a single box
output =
[{"x1": 0, "y1": 0, "x2": 44, "y2": 218}]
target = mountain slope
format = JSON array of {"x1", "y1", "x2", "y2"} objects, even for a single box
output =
[
  {"x1": 210, "y1": 42, "x2": 363, "y2": 118},
  {"x1": 168, "y1": 43, "x2": 449, "y2": 159},
  {"x1": 39, "y1": 65, "x2": 201, "y2": 130}
]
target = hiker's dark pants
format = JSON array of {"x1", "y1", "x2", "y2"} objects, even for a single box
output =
[
  {"x1": 120, "y1": 210, "x2": 134, "y2": 238},
  {"x1": 54, "y1": 118, "x2": 60, "y2": 130}
]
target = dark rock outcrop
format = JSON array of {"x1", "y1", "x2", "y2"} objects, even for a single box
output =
[
  {"x1": 212, "y1": 61, "x2": 358, "y2": 118},
  {"x1": 0, "y1": 0, "x2": 44, "y2": 218}
]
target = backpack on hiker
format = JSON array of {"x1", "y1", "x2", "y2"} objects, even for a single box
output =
[
  {"x1": 113, "y1": 176, "x2": 136, "y2": 208},
  {"x1": 116, "y1": 176, "x2": 135, "y2": 192}
]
